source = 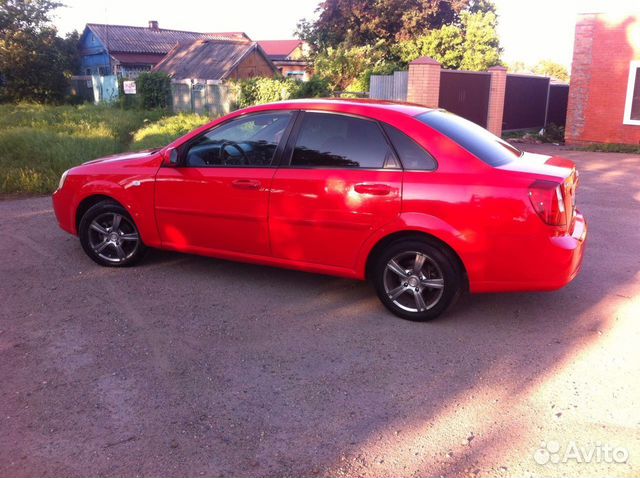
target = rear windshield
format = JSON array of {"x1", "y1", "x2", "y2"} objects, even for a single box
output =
[{"x1": 418, "y1": 111, "x2": 521, "y2": 167}]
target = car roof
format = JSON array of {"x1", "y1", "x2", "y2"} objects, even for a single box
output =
[{"x1": 244, "y1": 98, "x2": 434, "y2": 117}]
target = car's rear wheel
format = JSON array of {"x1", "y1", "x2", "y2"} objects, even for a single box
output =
[
  {"x1": 372, "y1": 238, "x2": 462, "y2": 321},
  {"x1": 79, "y1": 200, "x2": 146, "y2": 267}
]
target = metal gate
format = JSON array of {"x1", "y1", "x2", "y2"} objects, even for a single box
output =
[
  {"x1": 439, "y1": 70, "x2": 491, "y2": 127},
  {"x1": 503, "y1": 75, "x2": 551, "y2": 131}
]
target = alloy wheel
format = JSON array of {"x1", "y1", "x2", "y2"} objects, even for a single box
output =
[
  {"x1": 383, "y1": 251, "x2": 445, "y2": 312},
  {"x1": 87, "y1": 212, "x2": 140, "y2": 264}
]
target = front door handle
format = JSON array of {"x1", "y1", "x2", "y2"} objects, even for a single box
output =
[
  {"x1": 354, "y1": 183, "x2": 391, "y2": 196},
  {"x1": 231, "y1": 179, "x2": 262, "y2": 190}
]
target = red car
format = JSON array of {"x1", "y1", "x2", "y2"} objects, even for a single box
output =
[{"x1": 52, "y1": 99, "x2": 586, "y2": 321}]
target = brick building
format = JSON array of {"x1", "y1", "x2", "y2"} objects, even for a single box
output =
[{"x1": 566, "y1": 11, "x2": 640, "y2": 145}]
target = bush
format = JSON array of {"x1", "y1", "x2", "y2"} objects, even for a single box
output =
[
  {"x1": 137, "y1": 72, "x2": 172, "y2": 110},
  {"x1": 132, "y1": 113, "x2": 210, "y2": 150},
  {"x1": 231, "y1": 76, "x2": 333, "y2": 109}
]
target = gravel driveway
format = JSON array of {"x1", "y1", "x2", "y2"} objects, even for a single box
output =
[{"x1": 1, "y1": 144, "x2": 639, "y2": 477}]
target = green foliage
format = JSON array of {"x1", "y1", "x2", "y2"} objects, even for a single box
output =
[
  {"x1": 396, "y1": 10, "x2": 501, "y2": 70},
  {"x1": 459, "y1": 11, "x2": 501, "y2": 70},
  {"x1": 132, "y1": 113, "x2": 210, "y2": 150},
  {"x1": 579, "y1": 143, "x2": 640, "y2": 154},
  {"x1": 396, "y1": 24, "x2": 464, "y2": 69},
  {"x1": 312, "y1": 44, "x2": 401, "y2": 91},
  {"x1": 296, "y1": 0, "x2": 471, "y2": 52},
  {"x1": 231, "y1": 76, "x2": 332, "y2": 109},
  {"x1": 0, "y1": 0, "x2": 78, "y2": 103},
  {"x1": 136, "y1": 72, "x2": 172, "y2": 110},
  {"x1": 533, "y1": 60, "x2": 570, "y2": 82},
  {"x1": 295, "y1": 76, "x2": 332, "y2": 98},
  {"x1": 0, "y1": 103, "x2": 165, "y2": 194},
  {"x1": 508, "y1": 59, "x2": 570, "y2": 82}
]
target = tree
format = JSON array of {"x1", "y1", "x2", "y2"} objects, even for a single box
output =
[
  {"x1": 459, "y1": 11, "x2": 501, "y2": 70},
  {"x1": 296, "y1": 0, "x2": 471, "y2": 52},
  {"x1": 533, "y1": 59, "x2": 569, "y2": 82},
  {"x1": 0, "y1": 0, "x2": 78, "y2": 102},
  {"x1": 396, "y1": 10, "x2": 502, "y2": 71}
]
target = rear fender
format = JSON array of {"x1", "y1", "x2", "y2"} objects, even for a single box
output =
[{"x1": 355, "y1": 212, "x2": 481, "y2": 282}]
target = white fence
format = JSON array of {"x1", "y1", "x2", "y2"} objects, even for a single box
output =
[{"x1": 369, "y1": 71, "x2": 408, "y2": 101}]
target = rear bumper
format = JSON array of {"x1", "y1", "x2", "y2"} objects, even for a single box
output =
[
  {"x1": 545, "y1": 212, "x2": 587, "y2": 289},
  {"x1": 471, "y1": 212, "x2": 587, "y2": 293}
]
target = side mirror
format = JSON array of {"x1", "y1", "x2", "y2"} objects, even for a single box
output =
[{"x1": 165, "y1": 147, "x2": 179, "y2": 166}]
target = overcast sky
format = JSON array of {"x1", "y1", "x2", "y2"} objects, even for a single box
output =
[{"x1": 51, "y1": 0, "x2": 635, "y2": 68}]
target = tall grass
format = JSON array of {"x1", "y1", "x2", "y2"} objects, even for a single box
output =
[
  {"x1": 131, "y1": 113, "x2": 211, "y2": 150},
  {"x1": 0, "y1": 103, "x2": 176, "y2": 195}
]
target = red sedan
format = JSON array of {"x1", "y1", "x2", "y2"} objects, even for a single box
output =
[{"x1": 52, "y1": 99, "x2": 586, "y2": 321}]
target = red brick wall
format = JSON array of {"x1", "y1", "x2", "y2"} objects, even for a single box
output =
[{"x1": 566, "y1": 13, "x2": 640, "y2": 145}]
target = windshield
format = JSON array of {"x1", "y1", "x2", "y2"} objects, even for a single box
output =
[{"x1": 418, "y1": 110, "x2": 521, "y2": 167}]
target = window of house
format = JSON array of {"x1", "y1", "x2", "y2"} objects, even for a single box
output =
[
  {"x1": 623, "y1": 61, "x2": 640, "y2": 125},
  {"x1": 291, "y1": 112, "x2": 394, "y2": 169}
]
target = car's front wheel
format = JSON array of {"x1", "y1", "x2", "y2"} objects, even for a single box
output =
[
  {"x1": 372, "y1": 238, "x2": 462, "y2": 321},
  {"x1": 79, "y1": 200, "x2": 146, "y2": 267}
]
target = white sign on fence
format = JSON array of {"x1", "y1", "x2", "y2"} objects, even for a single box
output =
[{"x1": 123, "y1": 81, "x2": 137, "y2": 95}]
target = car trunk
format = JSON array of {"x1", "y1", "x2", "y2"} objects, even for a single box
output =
[{"x1": 497, "y1": 151, "x2": 579, "y2": 231}]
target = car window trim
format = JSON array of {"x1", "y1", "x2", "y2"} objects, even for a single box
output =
[
  {"x1": 174, "y1": 110, "x2": 299, "y2": 169},
  {"x1": 280, "y1": 110, "x2": 403, "y2": 171}
]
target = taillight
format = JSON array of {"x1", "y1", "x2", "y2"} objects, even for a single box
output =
[{"x1": 528, "y1": 180, "x2": 566, "y2": 227}]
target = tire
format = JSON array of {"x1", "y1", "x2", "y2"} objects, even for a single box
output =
[
  {"x1": 372, "y1": 238, "x2": 462, "y2": 321},
  {"x1": 78, "y1": 200, "x2": 146, "y2": 267}
]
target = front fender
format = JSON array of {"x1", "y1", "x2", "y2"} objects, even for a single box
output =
[
  {"x1": 354, "y1": 212, "x2": 483, "y2": 283},
  {"x1": 72, "y1": 176, "x2": 161, "y2": 247}
]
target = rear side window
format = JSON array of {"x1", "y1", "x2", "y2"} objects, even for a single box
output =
[
  {"x1": 418, "y1": 110, "x2": 521, "y2": 167},
  {"x1": 382, "y1": 124, "x2": 437, "y2": 171},
  {"x1": 291, "y1": 112, "x2": 392, "y2": 169}
]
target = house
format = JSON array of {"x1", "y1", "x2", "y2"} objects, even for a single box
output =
[
  {"x1": 152, "y1": 39, "x2": 278, "y2": 81},
  {"x1": 78, "y1": 21, "x2": 250, "y2": 78},
  {"x1": 257, "y1": 40, "x2": 310, "y2": 80},
  {"x1": 565, "y1": 11, "x2": 640, "y2": 145}
]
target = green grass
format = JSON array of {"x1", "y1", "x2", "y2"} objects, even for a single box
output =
[
  {"x1": 0, "y1": 104, "x2": 208, "y2": 195},
  {"x1": 131, "y1": 113, "x2": 210, "y2": 150},
  {"x1": 579, "y1": 143, "x2": 640, "y2": 154}
]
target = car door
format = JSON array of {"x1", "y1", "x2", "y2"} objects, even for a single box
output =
[
  {"x1": 155, "y1": 111, "x2": 295, "y2": 256},
  {"x1": 269, "y1": 111, "x2": 403, "y2": 270}
]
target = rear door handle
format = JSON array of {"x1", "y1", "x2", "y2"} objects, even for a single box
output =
[
  {"x1": 231, "y1": 179, "x2": 262, "y2": 190},
  {"x1": 354, "y1": 183, "x2": 391, "y2": 195}
]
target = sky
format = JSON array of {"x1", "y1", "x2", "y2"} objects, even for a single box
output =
[{"x1": 51, "y1": 0, "x2": 636, "y2": 69}]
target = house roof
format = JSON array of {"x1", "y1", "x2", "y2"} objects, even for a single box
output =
[
  {"x1": 86, "y1": 23, "x2": 250, "y2": 54},
  {"x1": 257, "y1": 40, "x2": 304, "y2": 60},
  {"x1": 152, "y1": 39, "x2": 277, "y2": 81}
]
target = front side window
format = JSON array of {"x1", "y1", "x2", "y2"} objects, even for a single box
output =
[
  {"x1": 418, "y1": 110, "x2": 521, "y2": 167},
  {"x1": 291, "y1": 112, "x2": 394, "y2": 169},
  {"x1": 185, "y1": 111, "x2": 293, "y2": 167},
  {"x1": 623, "y1": 61, "x2": 640, "y2": 125}
]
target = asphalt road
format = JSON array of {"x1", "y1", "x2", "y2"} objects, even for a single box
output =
[{"x1": 1, "y1": 145, "x2": 639, "y2": 477}]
